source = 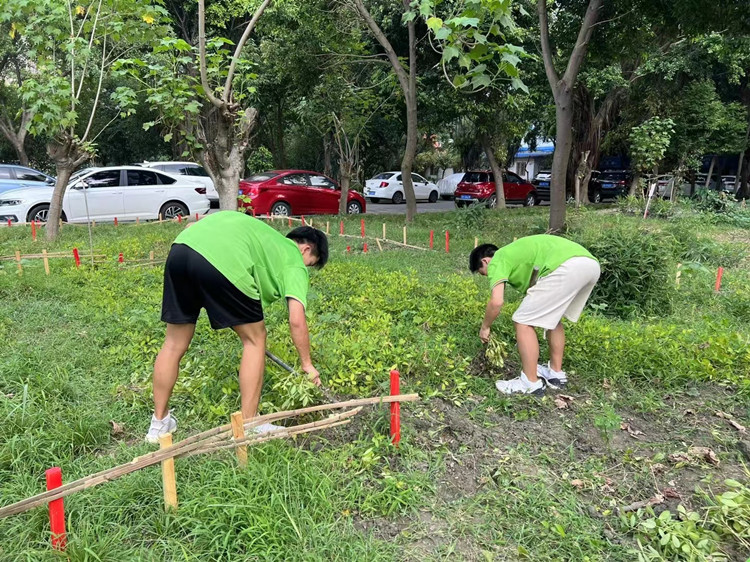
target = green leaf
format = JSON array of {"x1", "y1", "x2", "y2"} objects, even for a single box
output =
[
  {"x1": 401, "y1": 11, "x2": 416, "y2": 23},
  {"x1": 426, "y1": 16, "x2": 443, "y2": 32},
  {"x1": 443, "y1": 45, "x2": 460, "y2": 62},
  {"x1": 434, "y1": 27, "x2": 451, "y2": 40}
]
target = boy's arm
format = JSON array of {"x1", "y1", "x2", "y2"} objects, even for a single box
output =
[
  {"x1": 479, "y1": 283, "x2": 505, "y2": 343},
  {"x1": 287, "y1": 297, "x2": 320, "y2": 385}
]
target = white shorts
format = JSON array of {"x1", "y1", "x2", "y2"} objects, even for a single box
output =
[{"x1": 511, "y1": 257, "x2": 601, "y2": 330}]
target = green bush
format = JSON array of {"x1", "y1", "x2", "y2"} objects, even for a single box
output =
[{"x1": 567, "y1": 222, "x2": 675, "y2": 318}]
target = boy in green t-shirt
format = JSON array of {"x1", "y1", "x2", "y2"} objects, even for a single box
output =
[
  {"x1": 469, "y1": 235, "x2": 600, "y2": 396},
  {"x1": 146, "y1": 212, "x2": 328, "y2": 443}
]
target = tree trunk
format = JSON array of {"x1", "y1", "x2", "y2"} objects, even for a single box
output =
[
  {"x1": 481, "y1": 134, "x2": 506, "y2": 210},
  {"x1": 739, "y1": 151, "x2": 750, "y2": 200},
  {"x1": 628, "y1": 171, "x2": 641, "y2": 197},
  {"x1": 705, "y1": 155, "x2": 717, "y2": 189},
  {"x1": 14, "y1": 142, "x2": 29, "y2": 167},
  {"x1": 339, "y1": 165, "x2": 352, "y2": 216},
  {"x1": 45, "y1": 135, "x2": 90, "y2": 240},
  {"x1": 402, "y1": 16, "x2": 418, "y2": 222},
  {"x1": 324, "y1": 133, "x2": 333, "y2": 178},
  {"x1": 549, "y1": 97, "x2": 574, "y2": 231}
]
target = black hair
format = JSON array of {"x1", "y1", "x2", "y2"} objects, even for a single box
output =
[
  {"x1": 469, "y1": 243, "x2": 498, "y2": 273},
  {"x1": 287, "y1": 226, "x2": 329, "y2": 268}
]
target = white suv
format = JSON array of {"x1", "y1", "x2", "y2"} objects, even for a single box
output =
[{"x1": 141, "y1": 161, "x2": 218, "y2": 205}]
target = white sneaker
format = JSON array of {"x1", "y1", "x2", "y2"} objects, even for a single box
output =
[
  {"x1": 495, "y1": 372, "x2": 545, "y2": 396},
  {"x1": 537, "y1": 363, "x2": 568, "y2": 389},
  {"x1": 145, "y1": 412, "x2": 177, "y2": 444},
  {"x1": 252, "y1": 422, "x2": 285, "y2": 434}
]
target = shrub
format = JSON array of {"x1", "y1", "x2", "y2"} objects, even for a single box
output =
[{"x1": 567, "y1": 222, "x2": 675, "y2": 318}]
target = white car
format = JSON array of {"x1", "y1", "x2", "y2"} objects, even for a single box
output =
[
  {"x1": 0, "y1": 166, "x2": 210, "y2": 224},
  {"x1": 141, "y1": 161, "x2": 218, "y2": 204},
  {"x1": 436, "y1": 172, "x2": 465, "y2": 199},
  {"x1": 364, "y1": 171, "x2": 440, "y2": 204}
]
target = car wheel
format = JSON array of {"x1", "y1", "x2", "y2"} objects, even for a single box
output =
[
  {"x1": 428, "y1": 190, "x2": 438, "y2": 203},
  {"x1": 392, "y1": 191, "x2": 404, "y2": 204},
  {"x1": 487, "y1": 194, "x2": 498, "y2": 209},
  {"x1": 524, "y1": 192, "x2": 537, "y2": 207},
  {"x1": 593, "y1": 190, "x2": 602, "y2": 204},
  {"x1": 271, "y1": 201, "x2": 292, "y2": 216},
  {"x1": 369, "y1": 197, "x2": 380, "y2": 204},
  {"x1": 26, "y1": 204, "x2": 50, "y2": 223},
  {"x1": 347, "y1": 201, "x2": 362, "y2": 214},
  {"x1": 160, "y1": 201, "x2": 188, "y2": 220}
]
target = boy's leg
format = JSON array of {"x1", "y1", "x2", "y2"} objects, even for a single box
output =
[
  {"x1": 515, "y1": 322, "x2": 540, "y2": 382},
  {"x1": 548, "y1": 322, "x2": 565, "y2": 372},
  {"x1": 232, "y1": 321, "x2": 267, "y2": 419},
  {"x1": 153, "y1": 323, "x2": 196, "y2": 419}
]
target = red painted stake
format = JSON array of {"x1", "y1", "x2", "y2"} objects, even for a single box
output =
[
  {"x1": 288, "y1": 217, "x2": 292, "y2": 227},
  {"x1": 118, "y1": 252, "x2": 124, "y2": 263},
  {"x1": 7, "y1": 218, "x2": 11, "y2": 227},
  {"x1": 390, "y1": 370, "x2": 401, "y2": 446},
  {"x1": 178, "y1": 214, "x2": 182, "y2": 223},
  {"x1": 346, "y1": 245, "x2": 351, "y2": 253},
  {"x1": 251, "y1": 208, "x2": 256, "y2": 217},
  {"x1": 339, "y1": 221, "x2": 344, "y2": 235},
  {"x1": 429, "y1": 230, "x2": 434, "y2": 250},
  {"x1": 363, "y1": 242, "x2": 368, "y2": 253},
  {"x1": 445, "y1": 230, "x2": 450, "y2": 253},
  {"x1": 31, "y1": 220, "x2": 37, "y2": 241},
  {"x1": 195, "y1": 213, "x2": 199, "y2": 221},
  {"x1": 301, "y1": 215, "x2": 306, "y2": 225},
  {"x1": 72, "y1": 248, "x2": 80, "y2": 268},
  {"x1": 114, "y1": 217, "x2": 118, "y2": 226},
  {"x1": 715, "y1": 267, "x2": 724, "y2": 292},
  {"x1": 45, "y1": 467, "x2": 67, "y2": 550},
  {"x1": 361, "y1": 219, "x2": 365, "y2": 237}
]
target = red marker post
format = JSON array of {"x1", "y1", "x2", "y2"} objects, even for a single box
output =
[
  {"x1": 118, "y1": 252, "x2": 124, "y2": 264},
  {"x1": 390, "y1": 370, "x2": 401, "y2": 446},
  {"x1": 72, "y1": 248, "x2": 81, "y2": 268},
  {"x1": 288, "y1": 217, "x2": 292, "y2": 227},
  {"x1": 346, "y1": 245, "x2": 351, "y2": 253},
  {"x1": 45, "y1": 467, "x2": 67, "y2": 551},
  {"x1": 445, "y1": 230, "x2": 450, "y2": 253},
  {"x1": 114, "y1": 217, "x2": 118, "y2": 226},
  {"x1": 715, "y1": 266, "x2": 724, "y2": 293},
  {"x1": 6, "y1": 218, "x2": 11, "y2": 227},
  {"x1": 31, "y1": 220, "x2": 37, "y2": 241},
  {"x1": 339, "y1": 221, "x2": 344, "y2": 235},
  {"x1": 429, "y1": 230, "x2": 434, "y2": 250},
  {"x1": 178, "y1": 214, "x2": 182, "y2": 223},
  {"x1": 363, "y1": 242, "x2": 368, "y2": 253},
  {"x1": 195, "y1": 213, "x2": 199, "y2": 221}
]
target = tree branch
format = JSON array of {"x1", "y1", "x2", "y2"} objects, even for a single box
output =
[
  {"x1": 222, "y1": 0, "x2": 273, "y2": 103},
  {"x1": 562, "y1": 0, "x2": 603, "y2": 86},
  {"x1": 198, "y1": 0, "x2": 225, "y2": 109},
  {"x1": 352, "y1": 0, "x2": 410, "y2": 95},
  {"x1": 82, "y1": 33, "x2": 107, "y2": 142},
  {"x1": 537, "y1": 0, "x2": 560, "y2": 92}
]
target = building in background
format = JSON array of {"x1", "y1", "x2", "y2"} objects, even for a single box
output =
[{"x1": 508, "y1": 141, "x2": 554, "y2": 181}]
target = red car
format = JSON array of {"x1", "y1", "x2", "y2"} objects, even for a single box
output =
[
  {"x1": 454, "y1": 171, "x2": 538, "y2": 208},
  {"x1": 238, "y1": 170, "x2": 366, "y2": 216}
]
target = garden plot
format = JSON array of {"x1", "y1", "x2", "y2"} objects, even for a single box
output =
[{"x1": 0, "y1": 209, "x2": 749, "y2": 561}]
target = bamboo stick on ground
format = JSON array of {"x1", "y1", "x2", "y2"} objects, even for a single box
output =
[
  {"x1": 159, "y1": 434, "x2": 178, "y2": 510},
  {"x1": 42, "y1": 250, "x2": 50, "y2": 275}
]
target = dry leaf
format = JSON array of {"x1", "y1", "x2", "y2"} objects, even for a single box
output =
[
  {"x1": 602, "y1": 379, "x2": 611, "y2": 389},
  {"x1": 110, "y1": 420, "x2": 124, "y2": 436},
  {"x1": 662, "y1": 487, "x2": 681, "y2": 499},
  {"x1": 620, "y1": 422, "x2": 645, "y2": 439},
  {"x1": 688, "y1": 446, "x2": 720, "y2": 466},
  {"x1": 570, "y1": 479, "x2": 585, "y2": 489},
  {"x1": 728, "y1": 419, "x2": 747, "y2": 433},
  {"x1": 669, "y1": 452, "x2": 691, "y2": 464},
  {"x1": 650, "y1": 463, "x2": 667, "y2": 475},
  {"x1": 554, "y1": 395, "x2": 574, "y2": 409}
]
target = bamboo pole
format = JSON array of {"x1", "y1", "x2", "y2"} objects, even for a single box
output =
[
  {"x1": 0, "y1": 394, "x2": 418, "y2": 519},
  {"x1": 376, "y1": 238, "x2": 383, "y2": 252},
  {"x1": 159, "y1": 434, "x2": 178, "y2": 511},
  {"x1": 382, "y1": 223, "x2": 386, "y2": 239},
  {"x1": 403, "y1": 226, "x2": 407, "y2": 245},
  {"x1": 474, "y1": 237, "x2": 478, "y2": 248},
  {"x1": 230, "y1": 412, "x2": 248, "y2": 468},
  {"x1": 149, "y1": 251, "x2": 154, "y2": 264},
  {"x1": 42, "y1": 250, "x2": 50, "y2": 275},
  {"x1": 15, "y1": 251, "x2": 22, "y2": 274},
  {"x1": 326, "y1": 221, "x2": 330, "y2": 235}
]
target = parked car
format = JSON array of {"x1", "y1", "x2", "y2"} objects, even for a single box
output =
[
  {"x1": 140, "y1": 161, "x2": 219, "y2": 205},
  {"x1": 454, "y1": 171, "x2": 538, "y2": 208},
  {"x1": 238, "y1": 170, "x2": 366, "y2": 216},
  {"x1": 364, "y1": 171, "x2": 439, "y2": 204},
  {"x1": 0, "y1": 164, "x2": 55, "y2": 188},
  {"x1": 589, "y1": 170, "x2": 632, "y2": 201},
  {"x1": 436, "y1": 172, "x2": 465, "y2": 200},
  {"x1": 0, "y1": 166, "x2": 209, "y2": 224},
  {"x1": 531, "y1": 170, "x2": 552, "y2": 202}
]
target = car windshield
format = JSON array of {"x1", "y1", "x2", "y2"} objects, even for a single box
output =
[
  {"x1": 463, "y1": 172, "x2": 490, "y2": 183},
  {"x1": 372, "y1": 173, "x2": 395, "y2": 180},
  {"x1": 245, "y1": 172, "x2": 278, "y2": 182}
]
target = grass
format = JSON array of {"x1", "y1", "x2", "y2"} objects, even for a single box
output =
[{"x1": 1, "y1": 206, "x2": 749, "y2": 560}]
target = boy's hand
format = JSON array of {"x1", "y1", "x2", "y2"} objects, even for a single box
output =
[
  {"x1": 302, "y1": 363, "x2": 321, "y2": 386},
  {"x1": 479, "y1": 326, "x2": 491, "y2": 343}
]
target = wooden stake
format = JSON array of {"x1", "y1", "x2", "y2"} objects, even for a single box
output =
[
  {"x1": 403, "y1": 226, "x2": 407, "y2": 245},
  {"x1": 45, "y1": 468, "x2": 66, "y2": 551},
  {"x1": 149, "y1": 251, "x2": 155, "y2": 264},
  {"x1": 159, "y1": 213, "x2": 163, "y2": 222},
  {"x1": 42, "y1": 249, "x2": 50, "y2": 275},
  {"x1": 92, "y1": 220, "x2": 96, "y2": 228},
  {"x1": 382, "y1": 223, "x2": 386, "y2": 239},
  {"x1": 31, "y1": 220, "x2": 36, "y2": 241},
  {"x1": 474, "y1": 237, "x2": 478, "y2": 248},
  {"x1": 376, "y1": 238, "x2": 383, "y2": 252},
  {"x1": 58, "y1": 218, "x2": 63, "y2": 228},
  {"x1": 230, "y1": 412, "x2": 248, "y2": 468},
  {"x1": 136, "y1": 217, "x2": 139, "y2": 225},
  {"x1": 309, "y1": 218, "x2": 313, "y2": 227},
  {"x1": 159, "y1": 434, "x2": 178, "y2": 511},
  {"x1": 429, "y1": 230, "x2": 434, "y2": 250},
  {"x1": 675, "y1": 263, "x2": 682, "y2": 287},
  {"x1": 326, "y1": 221, "x2": 330, "y2": 234},
  {"x1": 15, "y1": 251, "x2": 22, "y2": 274}
]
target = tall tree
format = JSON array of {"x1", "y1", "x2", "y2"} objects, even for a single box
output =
[
  {"x1": 0, "y1": 30, "x2": 33, "y2": 166},
  {"x1": 538, "y1": 0, "x2": 602, "y2": 231}
]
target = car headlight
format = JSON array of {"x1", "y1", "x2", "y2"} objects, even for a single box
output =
[{"x1": 0, "y1": 200, "x2": 22, "y2": 206}]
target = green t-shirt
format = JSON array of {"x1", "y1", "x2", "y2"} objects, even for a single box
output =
[
  {"x1": 175, "y1": 211, "x2": 309, "y2": 309},
  {"x1": 487, "y1": 234, "x2": 596, "y2": 294}
]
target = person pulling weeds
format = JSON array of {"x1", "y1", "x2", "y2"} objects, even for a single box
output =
[
  {"x1": 146, "y1": 211, "x2": 327, "y2": 443},
  {"x1": 469, "y1": 235, "x2": 600, "y2": 395}
]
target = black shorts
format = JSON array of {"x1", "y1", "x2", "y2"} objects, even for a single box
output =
[{"x1": 161, "y1": 243, "x2": 263, "y2": 329}]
